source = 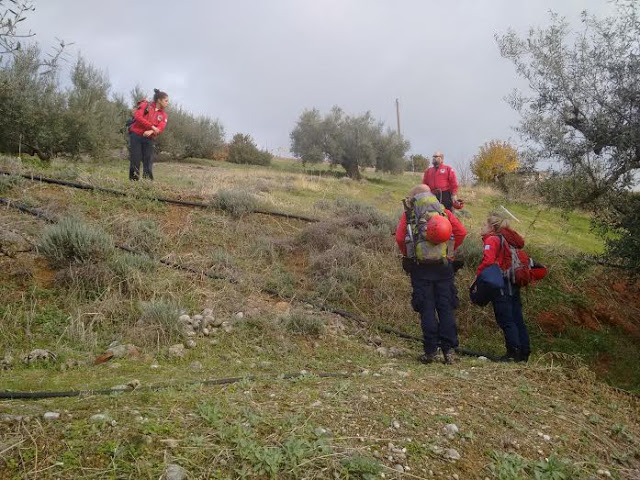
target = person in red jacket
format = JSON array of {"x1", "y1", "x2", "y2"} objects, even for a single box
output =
[
  {"x1": 128, "y1": 89, "x2": 169, "y2": 181},
  {"x1": 422, "y1": 151, "x2": 458, "y2": 210},
  {"x1": 476, "y1": 212, "x2": 530, "y2": 362},
  {"x1": 396, "y1": 184, "x2": 467, "y2": 364}
]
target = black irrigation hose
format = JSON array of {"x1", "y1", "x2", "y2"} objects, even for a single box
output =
[
  {"x1": 0, "y1": 371, "x2": 350, "y2": 400},
  {"x1": 0, "y1": 170, "x2": 319, "y2": 223}
]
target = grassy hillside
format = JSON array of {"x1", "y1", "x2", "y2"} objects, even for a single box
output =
[{"x1": 0, "y1": 155, "x2": 638, "y2": 479}]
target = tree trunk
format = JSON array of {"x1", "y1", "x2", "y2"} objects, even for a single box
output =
[{"x1": 342, "y1": 161, "x2": 361, "y2": 180}]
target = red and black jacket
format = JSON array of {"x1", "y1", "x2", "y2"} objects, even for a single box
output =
[{"x1": 128, "y1": 101, "x2": 168, "y2": 139}]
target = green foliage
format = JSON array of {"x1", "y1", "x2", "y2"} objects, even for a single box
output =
[
  {"x1": 340, "y1": 455, "x2": 383, "y2": 480},
  {"x1": 155, "y1": 105, "x2": 224, "y2": 160},
  {"x1": 38, "y1": 217, "x2": 113, "y2": 268},
  {"x1": 228, "y1": 133, "x2": 272, "y2": 166},
  {"x1": 596, "y1": 192, "x2": 640, "y2": 274},
  {"x1": 406, "y1": 153, "x2": 429, "y2": 172},
  {"x1": 211, "y1": 188, "x2": 259, "y2": 217},
  {"x1": 290, "y1": 106, "x2": 410, "y2": 179},
  {"x1": 283, "y1": 312, "x2": 325, "y2": 336}
]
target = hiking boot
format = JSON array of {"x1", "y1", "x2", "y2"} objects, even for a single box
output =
[
  {"x1": 443, "y1": 349, "x2": 456, "y2": 365},
  {"x1": 418, "y1": 352, "x2": 439, "y2": 364},
  {"x1": 516, "y1": 350, "x2": 530, "y2": 363},
  {"x1": 498, "y1": 347, "x2": 519, "y2": 363}
]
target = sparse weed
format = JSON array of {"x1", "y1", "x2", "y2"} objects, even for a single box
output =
[
  {"x1": 0, "y1": 174, "x2": 23, "y2": 194},
  {"x1": 340, "y1": 455, "x2": 383, "y2": 479},
  {"x1": 283, "y1": 312, "x2": 325, "y2": 336},
  {"x1": 136, "y1": 299, "x2": 183, "y2": 347},
  {"x1": 124, "y1": 219, "x2": 165, "y2": 254}
]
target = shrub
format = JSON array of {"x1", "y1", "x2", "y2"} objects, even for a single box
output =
[
  {"x1": 308, "y1": 244, "x2": 362, "y2": 282},
  {"x1": 211, "y1": 189, "x2": 259, "y2": 217},
  {"x1": 125, "y1": 219, "x2": 165, "y2": 254},
  {"x1": 38, "y1": 218, "x2": 113, "y2": 268},
  {"x1": 137, "y1": 300, "x2": 183, "y2": 346},
  {"x1": 55, "y1": 262, "x2": 116, "y2": 298},
  {"x1": 0, "y1": 174, "x2": 22, "y2": 195},
  {"x1": 333, "y1": 198, "x2": 394, "y2": 229},
  {"x1": 283, "y1": 312, "x2": 325, "y2": 336},
  {"x1": 228, "y1": 133, "x2": 272, "y2": 166},
  {"x1": 454, "y1": 237, "x2": 484, "y2": 270}
]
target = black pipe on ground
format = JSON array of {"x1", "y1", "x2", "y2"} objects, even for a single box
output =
[
  {"x1": 0, "y1": 170, "x2": 319, "y2": 223},
  {"x1": 0, "y1": 371, "x2": 349, "y2": 400}
]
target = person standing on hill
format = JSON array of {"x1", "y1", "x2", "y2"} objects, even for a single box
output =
[
  {"x1": 128, "y1": 89, "x2": 169, "y2": 181},
  {"x1": 476, "y1": 212, "x2": 530, "y2": 362},
  {"x1": 396, "y1": 184, "x2": 467, "y2": 364},
  {"x1": 422, "y1": 151, "x2": 458, "y2": 210}
]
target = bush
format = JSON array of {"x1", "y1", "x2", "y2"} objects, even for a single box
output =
[
  {"x1": 38, "y1": 218, "x2": 114, "y2": 268},
  {"x1": 454, "y1": 237, "x2": 484, "y2": 269},
  {"x1": 125, "y1": 219, "x2": 165, "y2": 254},
  {"x1": 283, "y1": 312, "x2": 325, "y2": 337},
  {"x1": 211, "y1": 189, "x2": 259, "y2": 217},
  {"x1": 55, "y1": 262, "x2": 116, "y2": 299},
  {"x1": 137, "y1": 300, "x2": 183, "y2": 346},
  {"x1": 228, "y1": 133, "x2": 272, "y2": 166},
  {"x1": 0, "y1": 174, "x2": 22, "y2": 195},
  {"x1": 333, "y1": 198, "x2": 394, "y2": 230}
]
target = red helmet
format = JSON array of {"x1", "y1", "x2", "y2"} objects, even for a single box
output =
[{"x1": 425, "y1": 215, "x2": 452, "y2": 244}]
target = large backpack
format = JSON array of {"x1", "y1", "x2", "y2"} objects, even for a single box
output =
[
  {"x1": 499, "y1": 236, "x2": 534, "y2": 287},
  {"x1": 403, "y1": 192, "x2": 453, "y2": 264}
]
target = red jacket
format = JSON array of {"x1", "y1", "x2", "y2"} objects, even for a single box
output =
[
  {"x1": 128, "y1": 101, "x2": 168, "y2": 139},
  {"x1": 476, "y1": 228, "x2": 525, "y2": 276},
  {"x1": 396, "y1": 209, "x2": 467, "y2": 257},
  {"x1": 422, "y1": 164, "x2": 458, "y2": 195}
]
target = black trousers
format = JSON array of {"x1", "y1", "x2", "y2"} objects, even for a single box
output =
[
  {"x1": 433, "y1": 189, "x2": 453, "y2": 210},
  {"x1": 129, "y1": 133, "x2": 155, "y2": 180}
]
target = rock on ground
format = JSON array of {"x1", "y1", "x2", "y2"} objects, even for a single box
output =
[{"x1": 164, "y1": 463, "x2": 188, "y2": 480}]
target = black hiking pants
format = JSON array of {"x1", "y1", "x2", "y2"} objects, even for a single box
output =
[{"x1": 129, "y1": 132, "x2": 155, "y2": 181}]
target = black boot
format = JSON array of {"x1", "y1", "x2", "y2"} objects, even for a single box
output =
[
  {"x1": 516, "y1": 350, "x2": 530, "y2": 363},
  {"x1": 498, "y1": 347, "x2": 519, "y2": 362}
]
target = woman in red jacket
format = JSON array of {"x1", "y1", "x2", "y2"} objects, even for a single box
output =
[
  {"x1": 477, "y1": 212, "x2": 530, "y2": 362},
  {"x1": 128, "y1": 89, "x2": 169, "y2": 181}
]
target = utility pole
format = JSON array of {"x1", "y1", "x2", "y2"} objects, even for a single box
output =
[{"x1": 395, "y1": 98, "x2": 401, "y2": 136}]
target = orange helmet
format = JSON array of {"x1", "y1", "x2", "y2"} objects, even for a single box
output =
[{"x1": 425, "y1": 215, "x2": 452, "y2": 244}]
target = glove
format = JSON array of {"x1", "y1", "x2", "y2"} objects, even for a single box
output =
[
  {"x1": 401, "y1": 257, "x2": 414, "y2": 274},
  {"x1": 452, "y1": 258, "x2": 465, "y2": 273}
]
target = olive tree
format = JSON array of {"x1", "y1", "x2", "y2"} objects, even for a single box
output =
[{"x1": 497, "y1": 0, "x2": 639, "y2": 270}]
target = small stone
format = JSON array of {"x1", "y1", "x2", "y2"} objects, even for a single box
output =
[
  {"x1": 597, "y1": 470, "x2": 612, "y2": 478},
  {"x1": 542, "y1": 434, "x2": 551, "y2": 441},
  {"x1": 150, "y1": 360, "x2": 160, "y2": 369},
  {"x1": 107, "y1": 344, "x2": 140, "y2": 359},
  {"x1": 234, "y1": 312, "x2": 244, "y2": 319},
  {"x1": 0, "y1": 414, "x2": 24, "y2": 423},
  {"x1": 43, "y1": 412, "x2": 60, "y2": 421},
  {"x1": 193, "y1": 314, "x2": 203, "y2": 322},
  {"x1": 185, "y1": 339, "x2": 197, "y2": 349},
  {"x1": 89, "y1": 413, "x2": 111, "y2": 424},
  {"x1": 452, "y1": 474, "x2": 459, "y2": 480},
  {"x1": 190, "y1": 361, "x2": 203, "y2": 371},
  {"x1": 164, "y1": 463, "x2": 188, "y2": 480},
  {"x1": 393, "y1": 464, "x2": 404, "y2": 472},
  {"x1": 202, "y1": 328, "x2": 210, "y2": 336},
  {"x1": 168, "y1": 344, "x2": 186, "y2": 358},
  {"x1": 477, "y1": 356, "x2": 488, "y2": 361},
  {"x1": 185, "y1": 329, "x2": 197, "y2": 337},
  {"x1": 178, "y1": 314, "x2": 191, "y2": 323},
  {"x1": 443, "y1": 448, "x2": 461, "y2": 461},
  {"x1": 443, "y1": 423, "x2": 459, "y2": 438},
  {"x1": 222, "y1": 322, "x2": 233, "y2": 333},
  {"x1": 376, "y1": 347, "x2": 389, "y2": 357},
  {"x1": 211, "y1": 317, "x2": 224, "y2": 327},
  {"x1": 202, "y1": 308, "x2": 213, "y2": 317},
  {"x1": 1, "y1": 353, "x2": 14, "y2": 370},
  {"x1": 310, "y1": 400, "x2": 322, "y2": 408},
  {"x1": 392, "y1": 420, "x2": 401, "y2": 429}
]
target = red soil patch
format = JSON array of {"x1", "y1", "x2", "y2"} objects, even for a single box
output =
[{"x1": 537, "y1": 311, "x2": 567, "y2": 335}]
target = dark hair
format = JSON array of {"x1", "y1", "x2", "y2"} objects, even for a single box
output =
[{"x1": 153, "y1": 88, "x2": 168, "y2": 102}]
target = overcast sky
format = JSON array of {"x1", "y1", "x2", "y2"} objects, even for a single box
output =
[{"x1": 25, "y1": 0, "x2": 612, "y2": 165}]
